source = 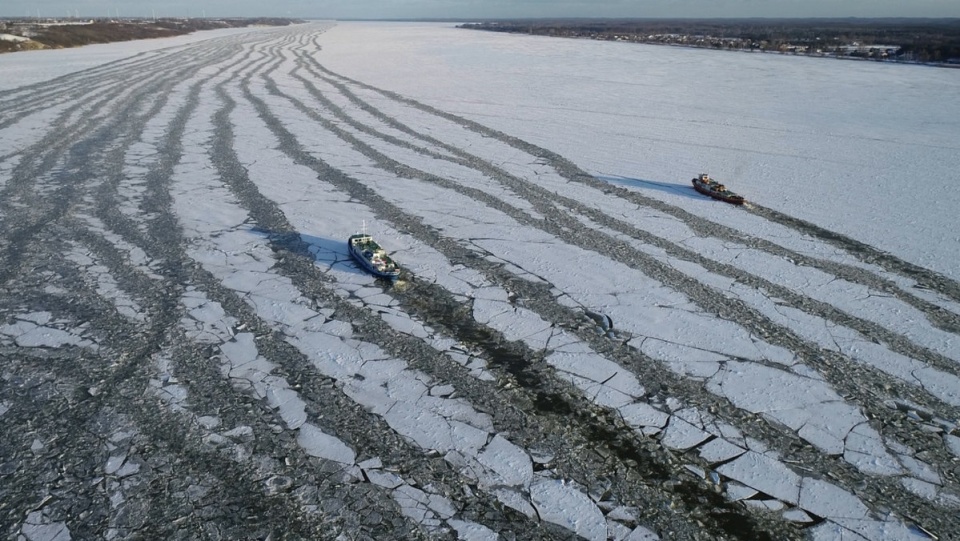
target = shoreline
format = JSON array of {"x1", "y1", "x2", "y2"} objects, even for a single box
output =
[{"x1": 0, "y1": 17, "x2": 304, "y2": 54}]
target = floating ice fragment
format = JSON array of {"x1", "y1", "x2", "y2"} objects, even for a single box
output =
[
  {"x1": 265, "y1": 386, "x2": 308, "y2": 430},
  {"x1": 104, "y1": 455, "x2": 126, "y2": 475},
  {"x1": 530, "y1": 479, "x2": 607, "y2": 541},
  {"x1": 364, "y1": 469, "x2": 403, "y2": 489},
  {"x1": 297, "y1": 423, "x2": 356, "y2": 464},
  {"x1": 843, "y1": 423, "x2": 902, "y2": 476},
  {"x1": 899, "y1": 454, "x2": 941, "y2": 485},
  {"x1": 529, "y1": 449, "x2": 555, "y2": 464},
  {"x1": 709, "y1": 471, "x2": 721, "y2": 485},
  {"x1": 798, "y1": 477, "x2": 868, "y2": 519},
  {"x1": 3, "y1": 320, "x2": 91, "y2": 349},
  {"x1": 607, "y1": 521, "x2": 632, "y2": 541},
  {"x1": 116, "y1": 461, "x2": 140, "y2": 478},
  {"x1": 797, "y1": 422, "x2": 845, "y2": 456},
  {"x1": 697, "y1": 438, "x2": 746, "y2": 464},
  {"x1": 264, "y1": 475, "x2": 293, "y2": 495},
  {"x1": 427, "y1": 493, "x2": 458, "y2": 519},
  {"x1": 202, "y1": 433, "x2": 228, "y2": 447},
  {"x1": 717, "y1": 451, "x2": 800, "y2": 505},
  {"x1": 393, "y1": 484, "x2": 431, "y2": 523},
  {"x1": 430, "y1": 384, "x2": 456, "y2": 397},
  {"x1": 477, "y1": 434, "x2": 533, "y2": 487},
  {"x1": 684, "y1": 465, "x2": 705, "y2": 479},
  {"x1": 222, "y1": 426, "x2": 254, "y2": 441},
  {"x1": 743, "y1": 499, "x2": 784, "y2": 511},
  {"x1": 945, "y1": 434, "x2": 960, "y2": 458},
  {"x1": 197, "y1": 416, "x2": 220, "y2": 429},
  {"x1": 21, "y1": 312, "x2": 53, "y2": 325},
  {"x1": 660, "y1": 417, "x2": 711, "y2": 451},
  {"x1": 21, "y1": 511, "x2": 71, "y2": 541},
  {"x1": 358, "y1": 457, "x2": 382, "y2": 469},
  {"x1": 220, "y1": 333, "x2": 259, "y2": 365},
  {"x1": 783, "y1": 508, "x2": 814, "y2": 523},
  {"x1": 605, "y1": 505, "x2": 639, "y2": 523},
  {"x1": 618, "y1": 402, "x2": 669, "y2": 431},
  {"x1": 908, "y1": 523, "x2": 939, "y2": 539},
  {"x1": 623, "y1": 525, "x2": 659, "y2": 540},
  {"x1": 900, "y1": 477, "x2": 939, "y2": 500},
  {"x1": 707, "y1": 361, "x2": 869, "y2": 459},
  {"x1": 447, "y1": 519, "x2": 499, "y2": 541},
  {"x1": 491, "y1": 487, "x2": 537, "y2": 518},
  {"x1": 827, "y1": 516, "x2": 932, "y2": 541}
]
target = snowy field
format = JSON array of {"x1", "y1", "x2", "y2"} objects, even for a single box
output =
[{"x1": 1, "y1": 21, "x2": 959, "y2": 541}]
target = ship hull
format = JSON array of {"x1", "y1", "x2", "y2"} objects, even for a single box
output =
[
  {"x1": 692, "y1": 176, "x2": 745, "y2": 205},
  {"x1": 348, "y1": 234, "x2": 401, "y2": 279}
]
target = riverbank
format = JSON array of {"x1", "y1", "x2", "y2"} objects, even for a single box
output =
[
  {"x1": 458, "y1": 18, "x2": 960, "y2": 66},
  {"x1": 0, "y1": 17, "x2": 303, "y2": 53}
]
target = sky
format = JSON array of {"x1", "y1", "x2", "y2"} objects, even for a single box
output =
[{"x1": 1, "y1": 0, "x2": 959, "y2": 19}]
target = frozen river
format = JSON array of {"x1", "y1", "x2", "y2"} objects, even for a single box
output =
[{"x1": 1, "y1": 21, "x2": 959, "y2": 541}]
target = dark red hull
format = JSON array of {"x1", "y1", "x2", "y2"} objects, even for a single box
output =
[{"x1": 692, "y1": 178, "x2": 745, "y2": 205}]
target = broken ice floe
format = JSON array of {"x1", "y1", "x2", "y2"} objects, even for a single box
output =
[
  {"x1": 462, "y1": 266, "x2": 913, "y2": 485},
  {"x1": 76, "y1": 214, "x2": 163, "y2": 279},
  {"x1": 169, "y1": 98, "x2": 637, "y2": 539},
  {"x1": 0, "y1": 312, "x2": 96, "y2": 350},
  {"x1": 946, "y1": 434, "x2": 960, "y2": 458},
  {"x1": 749, "y1": 295, "x2": 960, "y2": 409},
  {"x1": 670, "y1": 234, "x2": 960, "y2": 363},
  {"x1": 175, "y1": 56, "x2": 952, "y2": 539},
  {"x1": 18, "y1": 510, "x2": 71, "y2": 541},
  {"x1": 65, "y1": 242, "x2": 147, "y2": 322},
  {"x1": 180, "y1": 288, "x2": 239, "y2": 343},
  {"x1": 168, "y1": 282, "x2": 494, "y2": 534}
]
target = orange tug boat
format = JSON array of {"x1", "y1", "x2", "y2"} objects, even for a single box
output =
[{"x1": 691, "y1": 173, "x2": 745, "y2": 205}]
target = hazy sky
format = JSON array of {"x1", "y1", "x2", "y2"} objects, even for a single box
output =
[{"x1": 1, "y1": 0, "x2": 957, "y2": 20}]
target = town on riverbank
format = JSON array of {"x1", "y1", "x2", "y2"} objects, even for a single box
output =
[{"x1": 458, "y1": 18, "x2": 960, "y2": 66}]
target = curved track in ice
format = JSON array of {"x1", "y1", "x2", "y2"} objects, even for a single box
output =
[{"x1": 1, "y1": 22, "x2": 958, "y2": 541}]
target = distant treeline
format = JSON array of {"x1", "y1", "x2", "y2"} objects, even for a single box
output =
[
  {"x1": 458, "y1": 18, "x2": 960, "y2": 63},
  {"x1": 0, "y1": 18, "x2": 302, "y2": 53}
]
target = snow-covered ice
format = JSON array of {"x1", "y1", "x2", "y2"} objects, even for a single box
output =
[{"x1": 2, "y1": 19, "x2": 958, "y2": 541}]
